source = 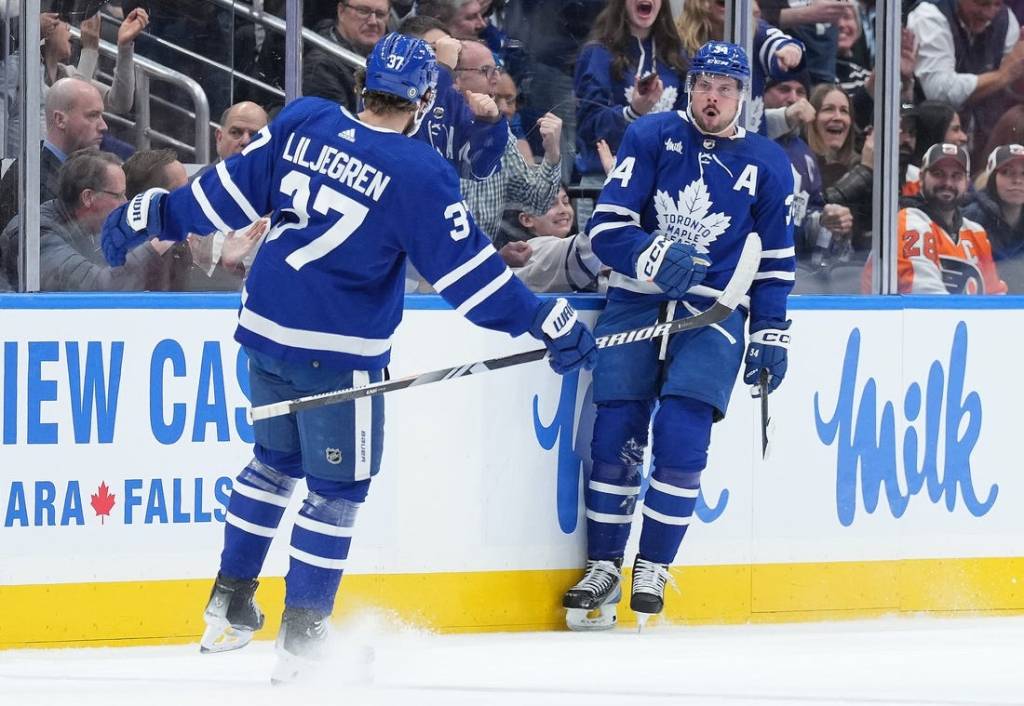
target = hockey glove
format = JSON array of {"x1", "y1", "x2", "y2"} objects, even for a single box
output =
[
  {"x1": 743, "y1": 319, "x2": 792, "y2": 396},
  {"x1": 636, "y1": 236, "x2": 709, "y2": 299},
  {"x1": 529, "y1": 297, "x2": 598, "y2": 375},
  {"x1": 101, "y1": 187, "x2": 168, "y2": 266}
]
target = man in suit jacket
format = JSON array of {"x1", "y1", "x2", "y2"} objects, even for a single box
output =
[{"x1": 0, "y1": 77, "x2": 107, "y2": 249}]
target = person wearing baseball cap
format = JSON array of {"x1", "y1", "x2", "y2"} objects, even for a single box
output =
[
  {"x1": 964, "y1": 144, "x2": 1024, "y2": 291},
  {"x1": 891, "y1": 142, "x2": 1006, "y2": 295}
]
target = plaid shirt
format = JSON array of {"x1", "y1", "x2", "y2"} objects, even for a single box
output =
[{"x1": 461, "y1": 132, "x2": 561, "y2": 241}]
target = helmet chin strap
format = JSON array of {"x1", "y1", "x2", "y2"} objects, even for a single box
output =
[
  {"x1": 405, "y1": 90, "x2": 436, "y2": 136},
  {"x1": 686, "y1": 91, "x2": 745, "y2": 138}
]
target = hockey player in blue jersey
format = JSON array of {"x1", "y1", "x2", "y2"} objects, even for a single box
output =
[
  {"x1": 100, "y1": 33, "x2": 597, "y2": 679},
  {"x1": 563, "y1": 41, "x2": 795, "y2": 630}
]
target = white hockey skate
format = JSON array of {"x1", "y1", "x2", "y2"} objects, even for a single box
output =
[
  {"x1": 562, "y1": 559, "x2": 622, "y2": 631},
  {"x1": 271, "y1": 607, "x2": 329, "y2": 685},
  {"x1": 630, "y1": 556, "x2": 672, "y2": 632},
  {"x1": 200, "y1": 574, "x2": 264, "y2": 654}
]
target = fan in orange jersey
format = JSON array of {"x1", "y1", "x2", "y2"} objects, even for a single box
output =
[{"x1": 895, "y1": 143, "x2": 1006, "y2": 295}]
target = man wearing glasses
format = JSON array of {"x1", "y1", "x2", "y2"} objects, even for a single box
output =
[
  {"x1": 303, "y1": 0, "x2": 390, "y2": 111},
  {"x1": 1, "y1": 150, "x2": 172, "y2": 291},
  {"x1": 456, "y1": 40, "x2": 563, "y2": 242}
]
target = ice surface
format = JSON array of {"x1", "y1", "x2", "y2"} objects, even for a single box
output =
[{"x1": 3, "y1": 614, "x2": 1024, "y2": 706}]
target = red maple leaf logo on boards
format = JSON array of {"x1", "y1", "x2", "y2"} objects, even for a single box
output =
[{"x1": 90, "y1": 482, "x2": 116, "y2": 525}]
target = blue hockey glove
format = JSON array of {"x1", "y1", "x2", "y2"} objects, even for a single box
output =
[
  {"x1": 636, "y1": 236, "x2": 709, "y2": 299},
  {"x1": 743, "y1": 319, "x2": 792, "y2": 396},
  {"x1": 101, "y1": 187, "x2": 168, "y2": 266},
  {"x1": 529, "y1": 297, "x2": 598, "y2": 375}
]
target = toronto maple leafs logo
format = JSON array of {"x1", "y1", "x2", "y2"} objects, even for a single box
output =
[
  {"x1": 654, "y1": 179, "x2": 731, "y2": 253},
  {"x1": 624, "y1": 84, "x2": 679, "y2": 116}
]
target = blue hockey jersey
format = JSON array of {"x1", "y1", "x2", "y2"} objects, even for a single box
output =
[
  {"x1": 157, "y1": 97, "x2": 541, "y2": 369},
  {"x1": 587, "y1": 111, "x2": 796, "y2": 327},
  {"x1": 414, "y1": 66, "x2": 507, "y2": 181},
  {"x1": 574, "y1": 37, "x2": 687, "y2": 176},
  {"x1": 748, "y1": 21, "x2": 806, "y2": 135}
]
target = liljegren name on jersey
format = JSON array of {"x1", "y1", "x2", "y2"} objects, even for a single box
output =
[{"x1": 282, "y1": 132, "x2": 392, "y2": 202}]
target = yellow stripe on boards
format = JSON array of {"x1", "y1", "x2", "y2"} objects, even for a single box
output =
[{"x1": 3, "y1": 558, "x2": 1024, "y2": 649}]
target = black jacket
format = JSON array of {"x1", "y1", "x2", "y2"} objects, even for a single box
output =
[
  {"x1": 302, "y1": 21, "x2": 362, "y2": 112},
  {"x1": 963, "y1": 190, "x2": 1024, "y2": 292}
]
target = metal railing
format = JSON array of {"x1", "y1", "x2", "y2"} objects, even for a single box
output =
[
  {"x1": 70, "y1": 25, "x2": 211, "y2": 162},
  {"x1": 88, "y1": 1, "x2": 365, "y2": 161}
]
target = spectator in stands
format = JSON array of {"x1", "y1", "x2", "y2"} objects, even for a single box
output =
[
  {"x1": 0, "y1": 78, "x2": 106, "y2": 238},
  {"x1": 826, "y1": 104, "x2": 920, "y2": 246},
  {"x1": 763, "y1": 76, "x2": 853, "y2": 275},
  {"x1": 417, "y1": 0, "x2": 487, "y2": 39},
  {"x1": 494, "y1": 69, "x2": 533, "y2": 161},
  {"x1": 215, "y1": 101, "x2": 269, "y2": 161},
  {"x1": 903, "y1": 100, "x2": 968, "y2": 196},
  {"x1": 909, "y1": 0, "x2": 1024, "y2": 148},
  {"x1": 478, "y1": 0, "x2": 510, "y2": 55},
  {"x1": 123, "y1": 148, "x2": 191, "y2": 291},
  {"x1": 3, "y1": 8, "x2": 146, "y2": 154},
  {"x1": 0, "y1": 150, "x2": 173, "y2": 291},
  {"x1": 807, "y1": 85, "x2": 858, "y2": 192},
  {"x1": 836, "y1": 4, "x2": 917, "y2": 130},
  {"x1": 893, "y1": 143, "x2": 1005, "y2": 294},
  {"x1": 186, "y1": 101, "x2": 270, "y2": 291},
  {"x1": 675, "y1": 0, "x2": 805, "y2": 135},
  {"x1": 457, "y1": 39, "x2": 561, "y2": 241},
  {"x1": 303, "y1": 0, "x2": 390, "y2": 111},
  {"x1": 497, "y1": 183, "x2": 603, "y2": 293},
  {"x1": 806, "y1": 85, "x2": 873, "y2": 263},
  {"x1": 398, "y1": 15, "x2": 507, "y2": 180},
  {"x1": 775, "y1": 0, "x2": 847, "y2": 84},
  {"x1": 574, "y1": 0, "x2": 688, "y2": 184},
  {"x1": 976, "y1": 105, "x2": 1024, "y2": 181},
  {"x1": 964, "y1": 144, "x2": 1024, "y2": 290},
  {"x1": 501, "y1": 1, "x2": 604, "y2": 182}
]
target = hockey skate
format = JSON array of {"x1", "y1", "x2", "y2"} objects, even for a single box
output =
[
  {"x1": 630, "y1": 556, "x2": 673, "y2": 631},
  {"x1": 199, "y1": 573, "x2": 264, "y2": 654},
  {"x1": 562, "y1": 558, "x2": 622, "y2": 631},
  {"x1": 270, "y1": 607, "x2": 329, "y2": 685}
]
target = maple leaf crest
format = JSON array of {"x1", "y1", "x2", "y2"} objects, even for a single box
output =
[
  {"x1": 90, "y1": 482, "x2": 116, "y2": 525},
  {"x1": 654, "y1": 179, "x2": 731, "y2": 254}
]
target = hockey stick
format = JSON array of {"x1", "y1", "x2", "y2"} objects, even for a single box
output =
[
  {"x1": 249, "y1": 233, "x2": 763, "y2": 422},
  {"x1": 760, "y1": 369, "x2": 770, "y2": 459}
]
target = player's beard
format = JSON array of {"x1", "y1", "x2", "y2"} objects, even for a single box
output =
[{"x1": 690, "y1": 99, "x2": 740, "y2": 136}]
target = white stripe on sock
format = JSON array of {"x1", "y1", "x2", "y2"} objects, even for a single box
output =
[
  {"x1": 589, "y1": 480, "x2": 641, "y2": 495},
  {"x1": 641, "y1": 505, "x2": 693, "y2": 526},
  {"x1": 230, "y1": 481, "x2": 291, "y2": 508},
  {"x1": 294, "y1": 512, "x2": 354, "y2": 538},
  {"x1": 649, "y1": 477, "x2": 700, "y2": 498},
  {"x1": 225, "y1": 511, "x2": 277, "y2": 537},
  {"x1": 289, "y1": 546, "x2": 347, "y2": 570},
  {"x1": 586, "y1": 509, "x2": 634, "y2": 524}
]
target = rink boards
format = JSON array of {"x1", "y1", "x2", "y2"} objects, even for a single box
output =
[{"x1": 2, "y1": 293, "x2": 1024, "y2": 647}]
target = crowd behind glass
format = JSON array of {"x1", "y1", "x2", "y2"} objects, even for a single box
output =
[{"x1": 1, "y1": 0, "x2": 1023, "y2": 296}]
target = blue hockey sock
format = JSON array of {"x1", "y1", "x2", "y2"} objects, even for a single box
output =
[
  {"x1": 284, "y1": 478, "x2": 369, "y2": 616},
  {"x1": 638, "y1": 465, "x2": 702, "y2": 564},
  {"x1": 585, "y1": 461, "x2": 642, "y2": 560},
  {"x1": 637, "y1": 396, "x2": 713, "y2": 564},
  {"x1": 220, "y1": 458, "x2": 298, "y2": 580}
]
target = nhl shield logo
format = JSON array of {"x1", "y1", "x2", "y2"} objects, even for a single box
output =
[{"x1": 325, "y1": 448, "x2": 343, "y2": 465}]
